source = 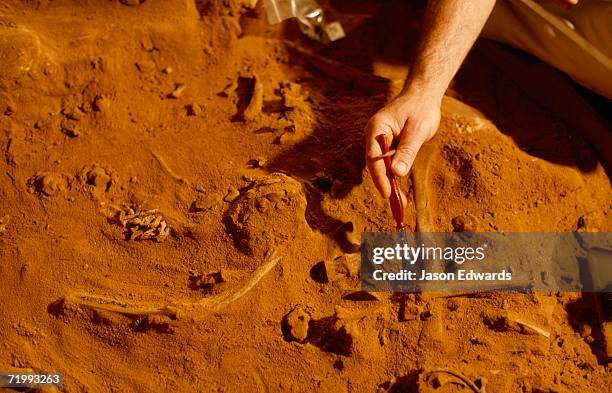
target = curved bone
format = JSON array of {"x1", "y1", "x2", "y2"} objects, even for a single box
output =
[{"x1": 61, "y1": 250, "x2": 280, "y2": 321}]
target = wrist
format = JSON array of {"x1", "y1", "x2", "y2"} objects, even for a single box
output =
[
  {"x1": 396, "y1": 77, "x2": 445, "y2": 108},
  {"x1": 399, "y1": 61, "x2": 451, "y2": 105}
]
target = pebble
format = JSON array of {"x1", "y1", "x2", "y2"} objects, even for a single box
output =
[
  {"x1": 93, "y1": 96, "x2": 111, "y2": 112},
  {"x1": 30, "y1": 172, "x2": 67, "y2": 197},
  {"x1": 243, "y1": 76, "x2": 263, "y2": 121},
  {"x1": 63, "y1": 129, "x2": 80, "y2": 139},
  {"x1": 283, "y1": 306, "x2": 310, "y2": 342},
  {"x1": 579, "y1": 323, "x2": 591, "y2": 338},
  {"x1": 447, "y1": 298, "x2": 460, "y2": 311},
  {"x1": 223, "y1": 187, "x2": 240, "y2": 202},
  {"x1": 170, "y1": 84, "x2": 186, "y2": 99},
  {"x1": 335, "y1": 221, "x2": 360, "y2": 254},
  {"x1": 186, "y1": 103, "x2": 201, "y2": 116},
  {"x1": 85, "y1": 165, "x2": 111, "y2": 190},
  {"x1": 61, "y1": 121, "x2": 80, "y2": 137},
  {"x1": 247, "y1": 157, "x2": 266, "y2": 168},
  {"x1": 135, "y1": 60, "x2": 156, "y2": 73},
  {"x1": 451, "y1": 215, "x2": 476, "y2": 232},
  {"x1": 431, "y1": 374, "x2": 450, "y2": 389},
  {"x1": 139, "y1": 315, "x2": 174, "y2": 334},
  {"x1": 190, "y1": 270, "x2": 225, "y2": 292},
  {"x1": 323, "y1": 254, "x2": 359, "y2": 282},
  {"x1": 140, "y1": 36, "x2": 155, "y2": 51},
  {"x1": 402, "y1": 304, "x2": 420, "y2": 321},
  {"x1": 62, "y1": 105, "x2": 83, "y2": 120}
]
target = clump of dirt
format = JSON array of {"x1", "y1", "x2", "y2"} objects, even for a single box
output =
[
  {"x1": 0, "y1": 0, "x2": 610, "y2": 392},
  {"x1": 27, "y1": 172, "x2": 70, "y2": 197},
  {"x1": 223, "y1": 173, "x2": 309, "y2": 257}
]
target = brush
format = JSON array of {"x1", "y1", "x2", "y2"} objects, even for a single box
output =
[{"x1": 375, "y1": 134, "x2": 405, "y2": 230}]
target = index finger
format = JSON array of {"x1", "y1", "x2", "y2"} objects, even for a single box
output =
[{"x1": 365, "y1": 121, "x2": 393, "y2": 198}]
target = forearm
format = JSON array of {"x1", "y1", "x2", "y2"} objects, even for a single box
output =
[{"x1": 404, "y1": 0, "x2": 496, "y2": 100}]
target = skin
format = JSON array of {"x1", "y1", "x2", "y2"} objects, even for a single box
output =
[{"x1": 365, "y1": 0, "x2": 496, "y2": 198}]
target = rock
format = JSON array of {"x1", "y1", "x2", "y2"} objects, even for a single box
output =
[
  {"x1": 223, "y1": 186, "x2": 240, "y2": 202},
  {"x1": 401, "y1": 303, "x2": 421, "y2": 321},
  {"x1": 189, "y1": 270, "x2": 226, "y2": 293},
  {"x1": 323, "y1": 253, "x2": 360, "y2": 282},
  {"x1": 451, "y1": 215, "x2": 476, "y2": 232},
  {"x1": 79, "y1": 163, "x2": 114, "y2": 192},
  {"x1": 324, "y1": 306, "x2": 359, "y2": 356},
  {"x1": 579, "y1": 323, "x2": 592, "y2": 338},
  {"x1": 431, "y1": 373, "x2": 451, "y2": 389},
  {"x1": 247, "y1": 157, "x2": 266, "y2": 168},
  {"x1": 239, "y1": 0, "x2": 258, "y2": 9},
  {"x1": 29, "y1": 172, "x2": 68, "y2": 197},
  {"x1": 221, "y1": 16, "x2": 242, "y2": 38},
  {"x1": 243, "y1": 75, "x2": 263, "y2": 121},
  {"x1": 169, "y1": 84, "x2": 186, "y2": 99},
  {"x1": 481, "y1": 310, "x2": 513, "y2": 332},
  {"x1": 93, "y1": 96, "x2": 111, "y2": 112},
  {"x1": 135, "y1": 60, "x2": 156, "y2": 72},
  {"x1": 335, "y1": 221, "x2": 360, "y2": 253},
  {"x1": 282, "y1": 306, "x2": 310, "y2": 342},
  {"x1": 136, "y1": 315, "x2": 174, "y2": 334},
  {"x1": 62, "y1": 104, "x2": 83, "y2": 120},
  {"x1": 447, "y1": 298, "x2": 460, "y2": 311},
  {"x1": 140, "y1": 36, "x2": 155, "y2": 51},
  {"x1": 61, "y1": 119, "x2": 80, "y2": 137},
  {"x1": 280, "y1": 81, "x2": 303, "y2": 109},
  {"x1": 186, "y1": 103, "x2": 201, "y2": 116},
  {"x1": 342, "y1": 291, "x2": 379, "y2": 301},
  {"x1": 218, "y1": 79, "x2": 239, "y2": 98},
  {"x1": 85, "y1": 165, "x2": 111, "y2": 190}
]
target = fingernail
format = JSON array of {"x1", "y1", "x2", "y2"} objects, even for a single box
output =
[{"x1": 393, "y1": 161, "x2": 408, "y2": 176}]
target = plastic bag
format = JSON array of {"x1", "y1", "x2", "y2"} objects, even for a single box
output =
[{"x1": 263, "y1": 0, "x2": 345, "y2": 43}]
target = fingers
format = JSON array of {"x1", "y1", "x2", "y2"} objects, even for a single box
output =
[
  {"x1": 553, "y1": 0, "x2": 578, "y2": 7},
  {"x1": 365, "y1": 118, "x2": 392, "y2": 198},
  {"x1": 391, "y1": 125, "x2": 426, "y2": 177}
]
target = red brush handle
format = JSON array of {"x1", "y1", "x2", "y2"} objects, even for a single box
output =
[{"x1": 375, "y1": 134, "x2": 405, "y2": 230}]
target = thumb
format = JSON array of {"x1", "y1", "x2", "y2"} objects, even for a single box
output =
[{"x1": 391, "y1": 127, "x2": 426, "y2": 177}]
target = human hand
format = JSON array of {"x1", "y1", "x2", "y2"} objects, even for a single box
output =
[
  {"x1": 365, "y1": 89, "x2": 442, "y2": 198},
  {"x1": 553, "y1": 0, "x2": 579, "y2": 7}
]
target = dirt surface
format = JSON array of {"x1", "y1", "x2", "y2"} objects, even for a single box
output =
[{"x1": 0, "y1": 0, "x2": 611, "y2": 392}]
